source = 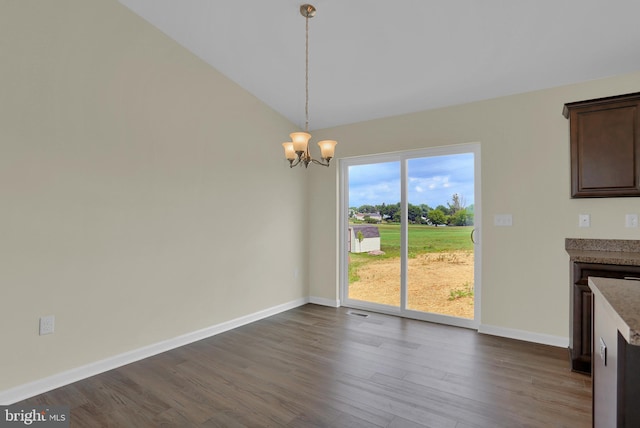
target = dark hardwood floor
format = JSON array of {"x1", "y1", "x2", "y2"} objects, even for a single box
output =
[{"x1": 18, "y1": 304, "x2": 591, "y2": 427}]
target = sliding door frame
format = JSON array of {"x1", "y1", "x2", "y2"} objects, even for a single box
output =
[{"x1": 339, "y1": 143, "x2": 481, "y2": 329}]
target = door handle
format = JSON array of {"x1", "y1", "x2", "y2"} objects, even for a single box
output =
[{"x1": 470, "y1": 228, "x2": 477, "y2": 244}]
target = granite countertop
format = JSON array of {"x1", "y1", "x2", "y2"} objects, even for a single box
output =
[
  {"x1": 567, "y1": 249, "x2": 640, "y2": 266},
  {"x1": 589, "y1": 277, "x2": 640, "y2": 346},
  {"x1": 566, "y1": 238, "x2": 640, "y2": 266}
]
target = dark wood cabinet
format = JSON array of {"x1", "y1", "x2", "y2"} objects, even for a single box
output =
[
  {"x1": 570, "y1": 262, "x2": 640, "y2": 374},
  {"x1": 563, "y1": 92, "x2": 640, "y2": 198}
]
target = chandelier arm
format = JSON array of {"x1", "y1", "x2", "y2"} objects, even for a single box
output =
[
  {"x1": 311, "y1": 158, "x2": 331, "y2": 167},
  {"x1": 289, "y1": 157, "x2": 301, "y2": 168}
]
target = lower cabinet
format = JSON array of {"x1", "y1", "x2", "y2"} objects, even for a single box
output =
[
  {"x1": 570, "y1": 262, "x2": 640, "y2": 374},
  {"x1": 592, "y1": 292, "x2": 640, "y2": 427}
]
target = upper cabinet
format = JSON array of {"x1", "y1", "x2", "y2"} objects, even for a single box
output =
[{"x1": 563, "y1": 92, "x2": 640, "y2": 198}]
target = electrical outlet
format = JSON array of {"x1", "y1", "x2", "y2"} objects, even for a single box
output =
[
  {"x1": 39, "y1": 315, "x2": 55, "y2": 335},
  {"x1": 599, "y1": 337, "x2": 607, "y2": 366},
  {"x1": 579, "y1": 214, "x2": 590, "y2": 228},
  {"x1": 626, "y1": 214, "x2": 638, "y2": 228}
]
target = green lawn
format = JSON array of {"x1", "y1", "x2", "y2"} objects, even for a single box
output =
[
  {"x1": 368, "y1": 224, "x2": 473, "y2": 257},
  {"x1": 349, "y1": 223, "x2": 474, "y2": 282}
]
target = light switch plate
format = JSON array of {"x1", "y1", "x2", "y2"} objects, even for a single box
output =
[
  {"x1": 579, "y1": 214, "x2": 590, "y2": 228},
  {"x1": 626, "y1": 214, "x2": 639, "y2": 228},
  {"x1": 494, "y1": 214, "x2": 512, "y2": 227}
]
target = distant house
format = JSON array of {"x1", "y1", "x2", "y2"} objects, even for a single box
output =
[
  {"x1": 348, "y1": 225, "x2": 381, "y2": 253},
  {"x1": 366, "y1": 212, "x2": 382, "y2": 222},
  {"x1": 353, "y1": 212, "x2": 382, "y2": 222}
]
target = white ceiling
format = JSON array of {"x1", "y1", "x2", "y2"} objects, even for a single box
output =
[{"x1": 118, "y1": 1, "x2": 640, "y2": 130}]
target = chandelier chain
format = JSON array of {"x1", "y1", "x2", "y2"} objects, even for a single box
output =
[{"x1": 304, "y1": 13, "x2": 310, "y2": 132}]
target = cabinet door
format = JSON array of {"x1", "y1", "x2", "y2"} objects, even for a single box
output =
[
  {"x1": 571, "y1": 281, "x2": 592, "y2": 373},
  {"x1": 565, "y1": 94, "x2": 640, "y2": 198},
  {"x1": 592, "y1": 294, "x2": 618, "y2": 428}
]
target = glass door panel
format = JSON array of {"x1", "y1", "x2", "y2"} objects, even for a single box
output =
[
  {"x1": 406, "y1": 154, "x2": 475, "y2": 319},
  {"x1": 346, "y1": 161, "x2": 400, "y2": 308}
]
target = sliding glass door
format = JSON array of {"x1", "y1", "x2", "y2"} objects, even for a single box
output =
[
  {"x1": 340, "y1": 144, "x2": 480, "y2": 329},
  {"x1": 346, "y1": 161, "x2": 401, "y2": 309}
]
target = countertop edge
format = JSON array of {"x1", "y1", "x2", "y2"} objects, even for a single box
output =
[
  {"x1": 566, "y1": 249, "x2": 640, "y2": 266},
  {"x1": 588, "y1": 277, "x2": 640, "y2": 346}
]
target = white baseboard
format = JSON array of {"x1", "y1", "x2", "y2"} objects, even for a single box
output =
[
  {"x1": 478, "y1": 323, "x2": 569, "y2": 348},
  {"x1": 0, "y1": 297, "x2": 309, "y2": 405},
  {"x1": 308, "y1": 296, "x2": 340, "y2": 307}
]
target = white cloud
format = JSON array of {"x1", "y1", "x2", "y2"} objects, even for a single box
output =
[{"x1": 349, "y1": 153, "x2": 474, "y2": 208}]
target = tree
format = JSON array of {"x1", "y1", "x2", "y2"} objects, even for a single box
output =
[
  {"x1": 377, "y1": 202, "x2": 386, "y2": 215},
  {"x1": 428, "y1": 208, "x2": 448, "y2": 226},
  {"x1": 435, "y1": 204, "x2": 451, "y2": 216},
  {"x1": 451, "y1": 209, "x2": 474, "y2": 226},
  {"x1": 420, "y1": 204, "x2": 431, "y2": 220},
  {"x1": 407, "y1": 204, "x2": 422, "y2": 223},
  {"x1": 355, "y1": 230, "x2": 364, "y2": 252},
  {"x1": 447, "y1": 193, "x2": 466, "y2": 214},
  {"x1": 380, "y1": 202, "x2": 400, "y2": 223},
  {"x1": 358, "y1": 204, "x2": 376, "y2": 213}
]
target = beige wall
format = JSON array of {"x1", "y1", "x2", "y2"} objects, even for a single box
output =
[
  {"x1": 309, "y1": 72, "x2": 640, "y2": 339},
  {"x1": 0, "y1": 0, "x2": 307, "y2": 391}
]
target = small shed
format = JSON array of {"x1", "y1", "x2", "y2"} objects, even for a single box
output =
[{"x1": 348, "y1": 225, "x2": 381, "y2": 253}]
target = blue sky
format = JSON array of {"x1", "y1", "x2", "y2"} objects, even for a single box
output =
[{"x1": 348, "y1": 153, "x2": 474, "y2": 209}]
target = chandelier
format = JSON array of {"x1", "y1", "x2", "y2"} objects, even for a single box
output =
[{"x1": 282, "y1": 4, "x2": 337, "y2": 168}]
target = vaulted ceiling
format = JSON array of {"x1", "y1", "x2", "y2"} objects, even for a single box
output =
[{"x1": 119, "y1": 1, "x2": 640, "y2": 130}]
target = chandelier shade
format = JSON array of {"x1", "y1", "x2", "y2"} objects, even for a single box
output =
[
  {"x1": 317, "y1": 140, "x2": 337, "y2": 160},
  {"x1": 290, "y1": 132, "x2": 312, "y2": 153},
  {"x1": 282, "y1": 142, "x2": 296, "y2": 161}
]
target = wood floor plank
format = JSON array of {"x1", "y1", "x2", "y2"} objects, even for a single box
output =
[{"x1": 15, "y1": 305, "x2": 591, "y2": 427}]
